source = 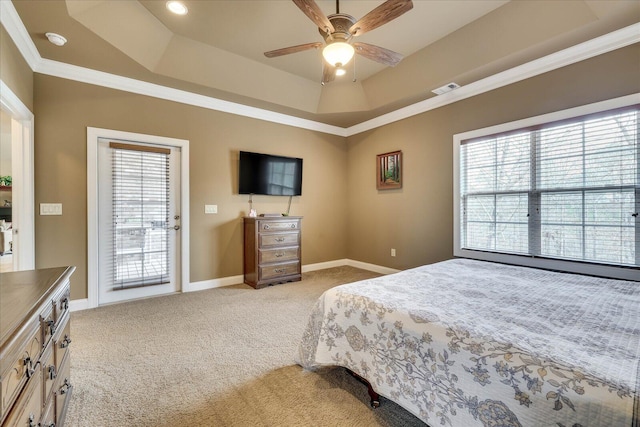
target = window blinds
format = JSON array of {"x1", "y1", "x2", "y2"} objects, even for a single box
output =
[
  {"x1": 110, "y1": 142, "x2": 171, "y2": 289},
  {"x1": 460, "y1": 107, "x2": 639, "y2": 269}
]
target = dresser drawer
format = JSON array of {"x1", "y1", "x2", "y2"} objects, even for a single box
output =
[
  {"x1": 40, "y1": 306, "x2": 55, "y2": 350},
  {"x1": 0, "y1": 320, "x2": 41, "y2": 418},
  {"x1": 53, "y1": 285, "x2": 71, "y2": 326},
  {"x1": 42, "y1": 344, "x2": 56, "y2": 403},
  {"x1": 2, "y1": 373, "x2": 42, "y2": 427},
  {"x1": 259, "y1": 232, "x2": 299, "y2": 247},
  {"x1": 55, "y1": 354, "x2": 72, "y2": 424},
  {"x1": 54, "y1": 315, "x2": 71, "y2": 367},
  {"x1": 259, "y1": 220, "x2": 299, "y2": 232},
  {"x1": 259, "y1": 261, "x2": 300, "y2": 280},
  {"x1": 259, "y1": 247, "x2": 300, "y2": 264},
  {"x1": 40, "y1": 395, "x2": 55, "y2": 427}
]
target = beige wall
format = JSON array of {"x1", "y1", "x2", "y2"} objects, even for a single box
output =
[
  {"x1": 0, "y1": 25, "x2": 33, "y2": 111},
  {"x1": 346, "y1": 44, "x2": 640, "y2": 270},
  {"x1": 33, "y1": 75, "x2": 348, "y2": 299},
  {"x1": 4, "y1": 23, "x2": 638, "y2": 301}
]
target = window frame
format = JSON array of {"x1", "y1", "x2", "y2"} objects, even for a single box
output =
[{"x1": 453, "y1": 94, "x2": 640, "y2": 281}]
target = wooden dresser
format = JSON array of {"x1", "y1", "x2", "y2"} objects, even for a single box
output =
[
  {"x1": 243, "y1": 216, "x2": 301, "y2": 289},
  {"x1": 0, "y1": 266, "x2": 75, "y2": 427}
]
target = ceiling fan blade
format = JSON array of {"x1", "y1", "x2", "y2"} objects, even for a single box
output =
[
  {"x1": 353, "y1": 42, "x2": 403, "y2": 67},
  {"x1": 264, "y1": 42, "x2": 323, "y2": 58},
  {"x1": 349, "y1": 0, "x2": 413, "y2": 37},
  {"x1": 292, "y1": 0, "x2": 335, "y2": 33},
  {"x1": 322, "y1": 63, "x2": 336, "y2": 84}
]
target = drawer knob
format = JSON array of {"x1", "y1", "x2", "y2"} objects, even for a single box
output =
[
  {"x1": 275, "y1": 237, "x2": 285, "y2": 242},
  {"x1": 61, "y1": 335, "x2": 72, "y2": 348},
  {"x1": 23, "y1": 356, "x2": 35, "y2": 378},
  {"x1": 275, "y1": 268, "x2": 286, "y2": 273},
  {"x1": 28, "y1": 414, "x2": 36, "y2": 427},
  {"x1": 275, "y1": 253, "x2": 284, "y2": 258},
  {"x1": 60, "y1": 297, "x2": 69, "y2": 311},
  {"x1": 263, "y1": 224, "x2": 270, "y2": 230},
  {"x1": 48, "y1": 364, "x2": 57, "y2": 380},
  {"x1": 290, "y1": 224, "x2": 296, "y2": 228},
  {"x1": 44, "y1": 319, "x2": 56, "y2": 336},
  {"x1": 60, "y1": 378, "x2": 72, "y2": 395}
]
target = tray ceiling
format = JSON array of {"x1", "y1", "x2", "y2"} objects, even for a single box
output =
[{"x1": 9, "y1": 0, "x2": 640, "y2": 127}]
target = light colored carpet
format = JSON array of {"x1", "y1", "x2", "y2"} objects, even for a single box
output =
[{"x1": 66, "y1": 266, "x2": 427, "y2": 426}]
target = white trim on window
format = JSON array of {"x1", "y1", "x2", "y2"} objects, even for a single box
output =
[{"x1": 454, "y1": 93, "x2": 640, "y2": 281}]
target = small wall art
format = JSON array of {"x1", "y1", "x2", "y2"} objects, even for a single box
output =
[{"x1": 376, "y1": 150, "x2": 402, "y2": 190}]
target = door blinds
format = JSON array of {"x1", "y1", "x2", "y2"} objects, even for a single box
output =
[
  {"x1": 110, "y1": 142, "x2": 171, "y2": 289},
  {"x1": 459, "y1": 107, "x2": 639, "y2": 269}
]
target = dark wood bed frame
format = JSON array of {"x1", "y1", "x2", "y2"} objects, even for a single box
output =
[{"x1": 345, "y1": 368, "x2": 380, "y2": 408}]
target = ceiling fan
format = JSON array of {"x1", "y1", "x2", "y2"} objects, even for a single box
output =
[{"x1": 264, "y1": 0, "x2": 413, "y2": 84}]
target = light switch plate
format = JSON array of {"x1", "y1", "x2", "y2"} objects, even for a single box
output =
[
  {"x1": 205, "y1": 204, "x2": 218, "y2": 214},
  {"x1": 40, "y1": 203, "x2": 62, "y2": 215}
]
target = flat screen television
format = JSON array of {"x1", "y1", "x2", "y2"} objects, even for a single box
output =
[{"x1": 238, "y1": 151, "x2": 303, "y2": 196}]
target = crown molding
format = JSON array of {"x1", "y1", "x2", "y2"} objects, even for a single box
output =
[
  {"x1": 0, "y1": 0, "x2": 40, "y2": 70},
  {"x1": 2, "y1": 0, "x2": 638, "y2": 138},
  {"x1": 37, "y1": 58, "x2": 348, "y2": 136},
  {"x1": 347, "y1": 22, "x2": 640, "y2": 136}
]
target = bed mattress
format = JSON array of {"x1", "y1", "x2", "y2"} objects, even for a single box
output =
[{"x1": 297, "y1": 259, "x2": 640, "y2": 426}]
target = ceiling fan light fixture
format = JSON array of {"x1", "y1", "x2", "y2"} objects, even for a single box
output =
[
  {"x1": 335, "y1": 67, "x2": 347, "y2": 77},
  {"x1": 166, "y1": 1, "x2": 188, "y2": 15},
  {"x1": 322, "y1": 42, "x2": 354, "y2": 67}
]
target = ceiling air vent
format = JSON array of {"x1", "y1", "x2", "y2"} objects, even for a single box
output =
[{"x1": 432, "y1": 82, "x2": 460, "y2": 95}]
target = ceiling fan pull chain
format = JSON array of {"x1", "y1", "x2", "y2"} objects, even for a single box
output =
[{"x1": 353, "y1": 54, "x2": 357, "y2": 82}]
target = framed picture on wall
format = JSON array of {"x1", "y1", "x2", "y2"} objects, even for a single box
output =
[{"x1": 376, "y1": 150, "x2": 402, "y2": 190}]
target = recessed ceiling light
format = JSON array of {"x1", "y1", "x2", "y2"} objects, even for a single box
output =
[
  {"x1": 166, "y1": 1, "x2": 188, "y2": 15},
  {"x1": 45, "y1": 32, "x2": 67, "y2": 46}
]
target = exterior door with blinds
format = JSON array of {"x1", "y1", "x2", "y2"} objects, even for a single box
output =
[{"x1": 97, "y1": 139, "x2": 181, "y2": 304}]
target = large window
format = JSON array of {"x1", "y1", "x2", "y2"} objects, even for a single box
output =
[{"x1": 454, "y1": 97, "x2": 639, "y2": 281}]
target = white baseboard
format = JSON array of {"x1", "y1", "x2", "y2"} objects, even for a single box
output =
[
  {"x1": 184, "y1": 274, "x2": 244, "y2": 293},
  {"x1": 70, "y1": 259, "x2": 398, "y2": 312},
  {"x1": 301, "y1": 259, "x2": 350, "y2": 272},
  {"x1": 174, "y1": 259, "x2": 400, "y2": 293},
  {"x1": 70, "y1": 298, "x2": 91, "y2": 312},
  {"x1": 345, "y1": 259, "x2": 400, "y2": 275}
]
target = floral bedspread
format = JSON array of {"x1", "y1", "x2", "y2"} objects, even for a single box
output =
[{"x1": 297, "y1": 259, "x2": 640, "y2": 426}]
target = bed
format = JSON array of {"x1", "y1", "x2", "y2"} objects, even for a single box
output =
[{"x1": 297, "y1": 259, "x2": 640, "y2": 426}]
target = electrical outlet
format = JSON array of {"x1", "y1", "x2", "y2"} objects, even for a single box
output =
[
  {"x1": 391, "y1": 248, "x2": 396, "y2": 257},
  {"x1": 205, "y1": 204, "x2": 218, "y2": 214}
]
